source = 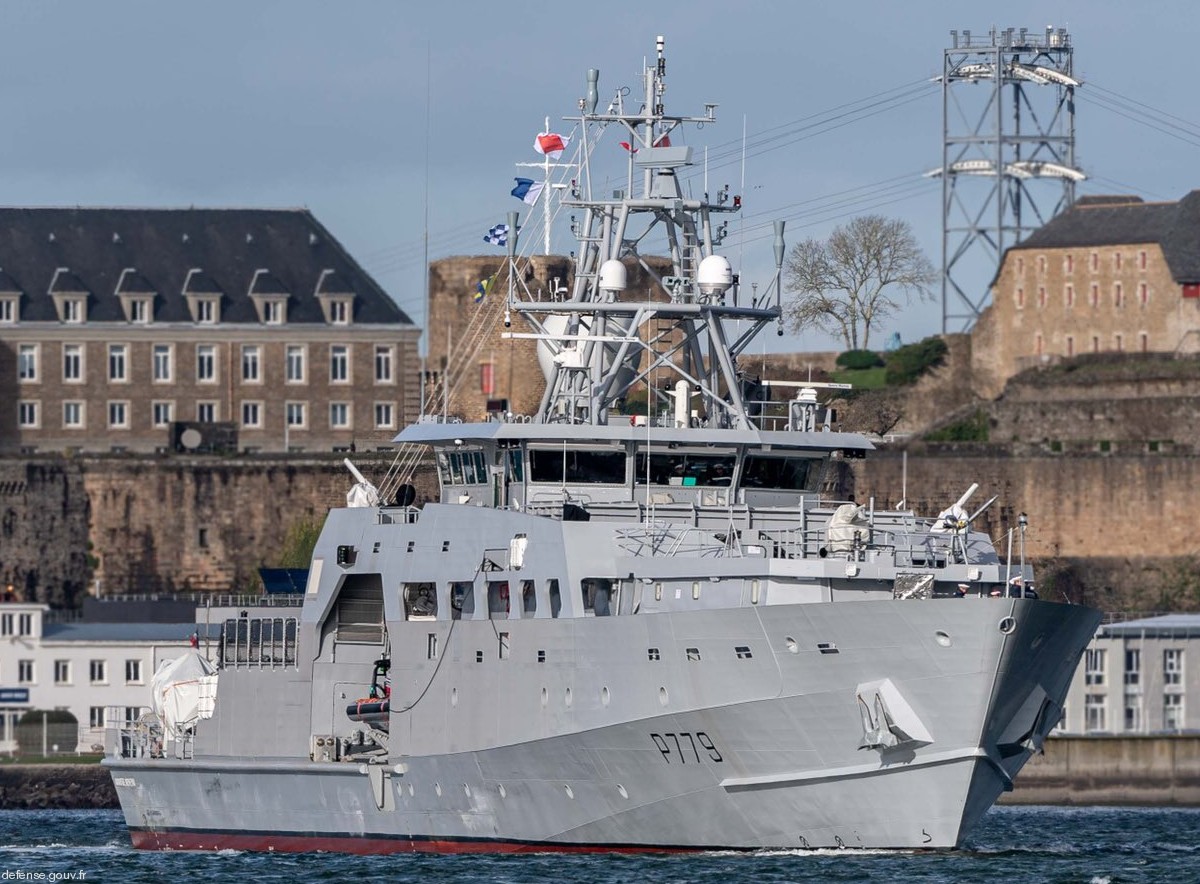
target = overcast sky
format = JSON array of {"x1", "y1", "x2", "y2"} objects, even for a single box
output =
[{"x1": 3, "y1": 0, "x2": 1197, "y2": 352}]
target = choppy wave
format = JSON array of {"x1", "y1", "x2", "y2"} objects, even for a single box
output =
[{"x1": 0, "y1": 807, "x2": 1196, "y2": 883}]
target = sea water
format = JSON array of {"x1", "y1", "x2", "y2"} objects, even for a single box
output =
[{"x1": 0, "y1": 805, "x2": 1196, "y2": 883}]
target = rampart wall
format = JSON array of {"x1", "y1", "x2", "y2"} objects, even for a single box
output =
[
  {"x1": 0, "y1": 453, "x2": 438, "y2": 600},
  {"x1": 1001, "y1": 736, "x2": 1200, "y2": 806},
  {"x1": 848, "y1": 446, "x2": 1200, "y2": 610}
]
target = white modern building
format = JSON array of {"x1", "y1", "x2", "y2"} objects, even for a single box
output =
[
  {"x1": 1058, "y1": 614, "x2": 1199, "y2": 735},
  {"x1": 0, "y1": 602, "x2": 215, "y2": 753}
]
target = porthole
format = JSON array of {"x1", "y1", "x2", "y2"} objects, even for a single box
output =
[
  {"x1": 935, "y1": 630, "x2": 952, "y2": 647},
  {"x1": 617, "y1": 784, "x2": 629, "y2": 799},
  {"x1": 785, "y1": 636, "x2": 799, "y2": 654},
  {"x1": 999, "y1": 617, "x2": 1017, "y2": 635},
  {"x1": 601, "y1": 686, "x2": 610, "y2": 706},
  {"x1": 659, "y1": 686, "x2": 669, "y2": 706}
]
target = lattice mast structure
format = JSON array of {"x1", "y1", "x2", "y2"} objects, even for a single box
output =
[{"x1": 938, "y1": 25, "x2": 1083, "y2": 332}]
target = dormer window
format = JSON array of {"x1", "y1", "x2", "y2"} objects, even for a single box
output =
[
  {"x1": 49, "y1": 268, "x2": 90, "y2": 323},
  {"x1": 115, "y1": 269, "x2": 156, "y2": 324},
  {"x1": 182, "y1": 268, "x2": 223, "y2": 325},
  {"x1": 0, "y1": 271, "x2": 22, "y2": 323},
  {"x1": 248, "y1": 269, "x2": 289, "y2": 325},
  {"x1": 315, "y1": 269, "x2": 355, "y2": 325},
  {"x1": 61, "y1": 298, "x2": 84, "y2": 323},
  {"x1": 195, "y1": 298, "x2": 218, "y2": 324}
]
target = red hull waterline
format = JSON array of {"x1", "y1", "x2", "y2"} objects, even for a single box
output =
[{"x1": 129, "y1": 828, "x2": 704, "y2": 855}]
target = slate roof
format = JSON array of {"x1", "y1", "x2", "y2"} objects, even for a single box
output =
[
  {"x1": 41, "y1": 622, "x2": 222, "y2": 643},
  {"x1": 1013, "y1": 190, "x2": 1200, "y2": 283},
  {"x1": 0, "y1": 207, "x2": 413, "y2": 326},
  {"x1": 1100, "y1": 613, "x2": 1200, "y2": 638}
]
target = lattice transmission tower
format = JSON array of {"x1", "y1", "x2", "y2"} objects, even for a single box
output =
[{"x1": 937, "y1": 25, "x2": 1083, "y2": 332}]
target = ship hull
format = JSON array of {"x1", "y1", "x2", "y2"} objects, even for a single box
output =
[{"x1": 108, "y1": 597, "x2": 1099, "y2": 853}]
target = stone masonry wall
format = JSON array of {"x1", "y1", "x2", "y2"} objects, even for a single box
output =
[
  {"x1": 1, "y1": 452, "x2": 439, "y2": 598},
  {"x1": 0, "y1": 458, "x2": 90, "y2": 606},
  {"x1": 427, "y1": 255, "x2": 673, "y2": 421},
  {"x1": 848, "y1": 446, "x2": 1200, "y2": 610}
]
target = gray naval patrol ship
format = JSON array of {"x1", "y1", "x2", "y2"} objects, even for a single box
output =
[{"x1": 107, "y1": 36, "x2": 1101, "y2": 853}]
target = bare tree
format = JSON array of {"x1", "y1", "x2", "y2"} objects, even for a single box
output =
[{"x1": 784, "y1": 215, "x2": 935, "y2": 350}]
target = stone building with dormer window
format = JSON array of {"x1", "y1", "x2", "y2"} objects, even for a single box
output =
[{"x1": 0, "y1": 208, "x2": 419, "y2": 453}]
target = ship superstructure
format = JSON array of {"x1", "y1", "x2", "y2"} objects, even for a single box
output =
[{"x1": 106, "y1": 36, "x2": 1100, "y2": 853}]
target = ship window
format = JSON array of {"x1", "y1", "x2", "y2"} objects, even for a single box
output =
[
  {"x1": 427, "y1": 633, "x2": 438, "y2": 660},
  {"x1": 581, "y1": 578, "x2": 615, "y2": 616},
  {"x1": 548, "y1": 579, "x2": 562, "y2": 618},
  {"x1": 742, "y1": 456, "x2": 815, "y2": 490},
  {"x1": 334, "y1": 574, "x2": 384, "y2": 644},
  {"x1": 529, "y1": 448, "x2": 625, "y2": 484},
  {"x1": 647, "y1": 648, "x2": 660, "y2": 661},
  {"x1": 537, "y1": 649, "x2": 546, "y2": 663},
  {"x1": 403, "y1": 582, "x2": 437, "y2": 620},
  {"x1": 475, "y1": 650, "x2": 484, "y2": 663},
  {"x1": 686, "y1": 647, "x2": 701, "y2": 662},
  {"x1": 506, "y1": 448, "x2": 524, "y2": 482},
  {"x1": 487, "y1": 581, "x2": 510, "y2": 618},
  {"x1": 441, "y1": 450, "x2": 488, "y2": 485},
  {"x1": 450, "y1": 581, "x2": 475, "y2": 620},
  {"x1": 735, "y1": 645, "x2": 753, "y2": 659},
  {"x1": 520, "y1": 579, "x2": 537, "y2": 616},
  {"x1": 634, "y1": 452, "x2": 736, "y2": 486}
]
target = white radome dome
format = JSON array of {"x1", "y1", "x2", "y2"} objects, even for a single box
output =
[{"x1": 697, "y1": 254, "x2": 733, "y2": 295}]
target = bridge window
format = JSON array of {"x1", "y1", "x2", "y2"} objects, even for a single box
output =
[
  {"x1": 742, "y1": 456, "x2": 815, "y2": 490},
  {"x1": 439, "y1": 449, "x2": 488, "y2": 485},
  {"x1": 634, "y1": 451, "x2": 735, "y2": 486},
  {"x1": 529, "y1": 449, "x2": 625, "y2": 484},
  {"x1": 548, "y1": 579, "x2": 562, "y2": 618},
  {"x1": 506, "y1": 448, "x2": 524, "y2": 482}
]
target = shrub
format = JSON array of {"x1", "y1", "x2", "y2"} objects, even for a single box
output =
[
  {"x1": 925, "y1": 409, "x2": 989, "y2": 442},
  {"x1": 835, "y1": 349, "x2": 884, "y2": 370},
  {"x1": 885, "y1": 336, "x2": 948, "y2": 386}
]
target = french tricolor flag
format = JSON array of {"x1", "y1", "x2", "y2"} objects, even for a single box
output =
[{"x1": 534, "y1": 132, "x2": 569, "y2": 159}]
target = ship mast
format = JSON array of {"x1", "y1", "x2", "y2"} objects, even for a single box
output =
[{"x1": 507, "y1": 36, "x2": 784, "y2": 429}]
